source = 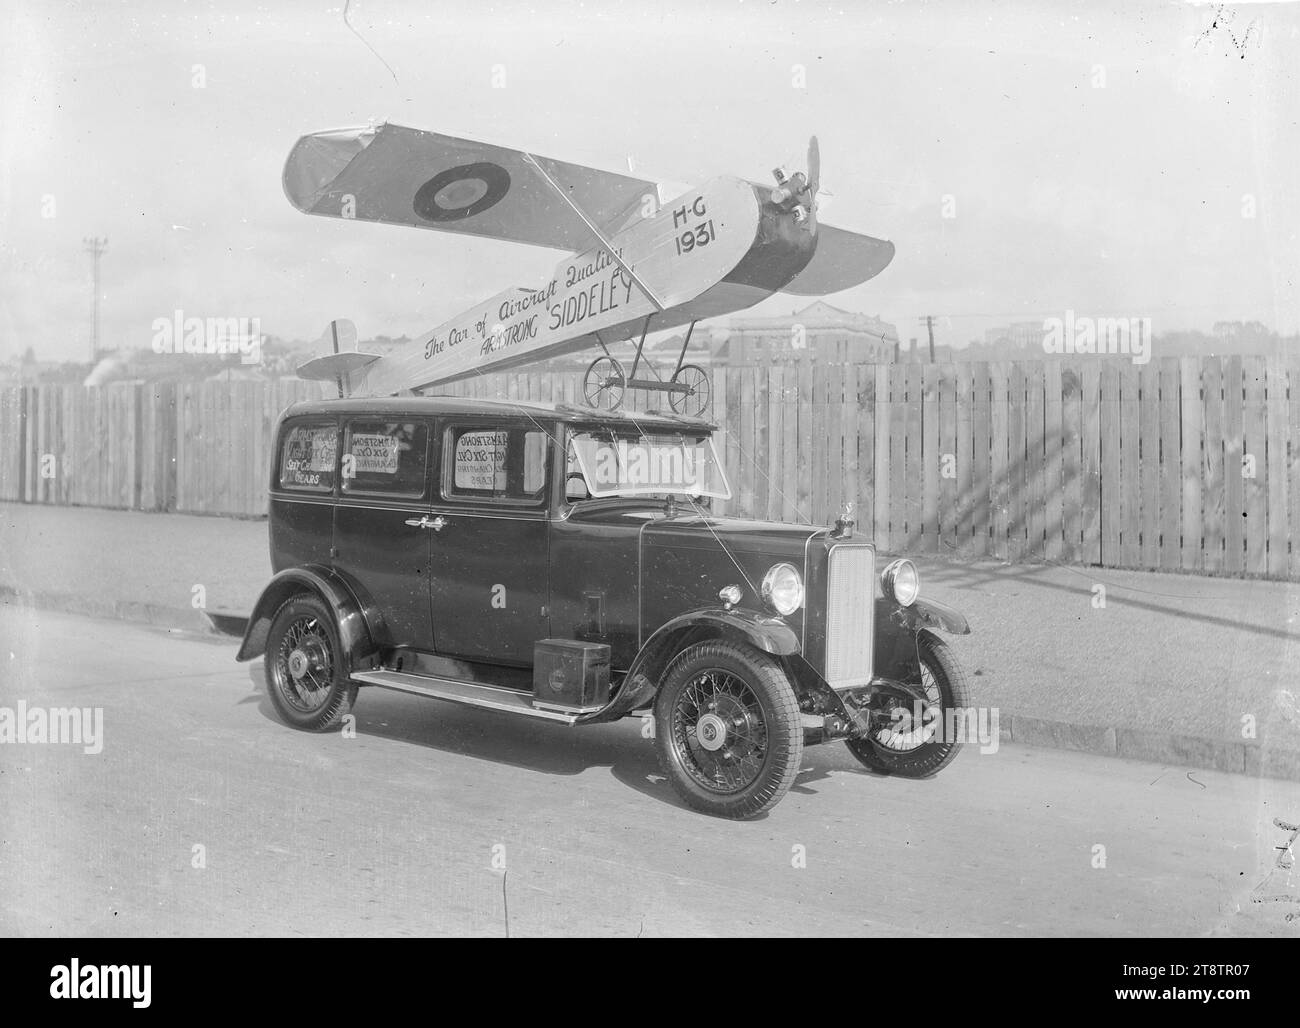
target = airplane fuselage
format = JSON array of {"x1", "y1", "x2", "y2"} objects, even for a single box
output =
[{"x1": 354, "y1": 176, "x2": 816, "y2": 396}]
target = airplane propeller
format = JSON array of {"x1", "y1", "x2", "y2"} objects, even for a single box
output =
[
  {"x1": 806, "y1": 135, "x2": 820, "y2": 199},
  {"x1": 769, "y1": 135, "x2": 820, "y2": 231}
]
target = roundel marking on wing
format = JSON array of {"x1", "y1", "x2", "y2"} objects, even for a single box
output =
[{"x1": 413, "y1": 162, "x2": 511, "y2": 222}]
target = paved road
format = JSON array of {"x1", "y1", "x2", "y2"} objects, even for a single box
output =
[{"x1": 1, "y1": 608, "x2": 1297, "y2": 937}]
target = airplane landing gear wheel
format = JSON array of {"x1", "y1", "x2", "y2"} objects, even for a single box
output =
[
  {"x1": 669, "y1": 363, "x2": 711, "y2": 418},
  {"x1": 583, "y1": 356, "x2": 626, "y2": 411}
]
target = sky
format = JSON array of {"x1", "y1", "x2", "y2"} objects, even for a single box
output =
[{"x1": 1, "y1": 0, "x2": 1297, "y2": 363}]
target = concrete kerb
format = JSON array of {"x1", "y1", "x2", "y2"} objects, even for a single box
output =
[{"x1": 0, "y1": 584, "x2": 214, "y2": 635}]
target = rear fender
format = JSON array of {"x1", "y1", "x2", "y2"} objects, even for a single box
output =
[{"x1": 236, "y1": 565, "x2": 384, "y2": 668}]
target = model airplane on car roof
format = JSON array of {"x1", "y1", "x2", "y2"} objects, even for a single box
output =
[{"x1": 284, "y1": 122, "x2": 895, "y2": 415}]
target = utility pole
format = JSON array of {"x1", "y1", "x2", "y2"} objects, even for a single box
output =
[
  {"x1": 917, "y1": 315, "x2": 936, "y2": 362},
  {"x1": 84, "y1": 236, "x2": 108, "y2": 362}
]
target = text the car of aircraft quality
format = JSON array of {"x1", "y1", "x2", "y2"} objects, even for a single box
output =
[{"x1": 417, "y1": 192, "x2": 721, "y2": 367}]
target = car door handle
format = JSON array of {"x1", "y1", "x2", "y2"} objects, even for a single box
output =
[{"x1": 404, "y1": 515, "x2": 448, "y2": 531}]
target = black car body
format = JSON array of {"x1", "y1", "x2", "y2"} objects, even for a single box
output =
[{"x1": 238, "y1": 395, "x2": 972, "y2": 817}]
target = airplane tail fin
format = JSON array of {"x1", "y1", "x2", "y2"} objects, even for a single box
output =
[{"x1": 295, "y1": 319, "x2": 383, "y2": 397}]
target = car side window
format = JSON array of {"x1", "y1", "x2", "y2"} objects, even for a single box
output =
[
  {"x1": 277, "y1": 421, "x2": 337, "y2": 493},
  {"x1": 443, "y1": 424, "x2": 550, "y2": 505},
  {"x1": 341, "y1": 420, "x2": 429, "y2": 499}
]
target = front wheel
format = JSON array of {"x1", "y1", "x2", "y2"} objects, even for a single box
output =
[
  {"x1": 654, "y1": 640, "x2": 803, "y2": 819},
  {"x1": 846, "y1": 630, "x2": 970, "y2": 777},
  {"x1": 265, "y1": 594, "x2": 357, "y2": 732},
  {"x1": 669, "y1": 363, "x2": 711, "y2": 417}
]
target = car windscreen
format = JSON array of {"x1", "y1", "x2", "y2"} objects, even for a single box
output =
[{"x1": 569, "y1": 429, "x2": 731, "y2": 500}]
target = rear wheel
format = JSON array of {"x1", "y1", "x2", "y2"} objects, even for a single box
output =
[
  {"x1": 846, "y1": 630, "x2": 970, "y2": 777},
  {"x1": 654, "y1": 640, "x2": 802, "y2": 819},
  {"x1": 265, "y1": 594, "x2": 356, "y2": 732}
]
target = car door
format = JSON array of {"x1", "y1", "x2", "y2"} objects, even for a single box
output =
[
  {"x1": 427, "y1": 419, "x2": 553, "y2": 665},
  {"x1": 331, "y1": 416, "x2": 436, "y2": 651}
]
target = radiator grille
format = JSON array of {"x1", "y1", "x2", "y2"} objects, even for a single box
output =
[{"x1": 824, "y1": 545, "x2": 874, "y2": 689}]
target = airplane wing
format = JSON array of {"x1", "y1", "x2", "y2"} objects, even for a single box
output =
[
  {"x1": 283, "y1": 122, "x2": 657, "y2": 249},
  {"x1": 779, "y1": 224, "x2": 896, "y2": 295}
]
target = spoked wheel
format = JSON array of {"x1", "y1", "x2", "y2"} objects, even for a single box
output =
[
  {"x1": 669, "y1": 363, "x2": 711, "y2": 417},
  {"x1": 654, "y1": 640, "x2": 802, "y2": 819},
  {"x1": 583, "y1": 356, "x2": 626, "y2": 411},
  {"x1": 265, "y1": 594, "x2": 356, "y2": 731},
  {"x1": 845, "y1": 630, "x2": 970, "y2": 777}
]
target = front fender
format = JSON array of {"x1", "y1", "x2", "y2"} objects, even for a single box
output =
[
  {"x1": 635, "y1": 607, "x2": 801, "y2": 667},
  {"x1": 235, "y1": 565, "x2": 382, "y2": 666},
  {"x1": 898, "y1": 596, "x2": 970, "y2": 635},
  {"x1": 578, "y1": 607, "x2": 799, "y2": 724},
  {"x1": 873, "y1": 596, "x2": 970, "y2": 683}
]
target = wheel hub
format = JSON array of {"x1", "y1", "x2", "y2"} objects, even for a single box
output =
[
  {"x1": 286, "y1": 636, "x2": 327, "y2": 682},
  {"x1": 695, "y1": 712, "x2": 729, "y2": 752}
]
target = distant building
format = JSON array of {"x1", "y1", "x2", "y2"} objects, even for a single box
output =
[
  {"x1": 542, "y1": 303, "x2": 900, "y2": 375},
  {"x1": 981, "y1": 321, "x2": 1043, "y2": 353},
  {"x1": 717, "y1": 302, "x2": 900, "y2": 365}
]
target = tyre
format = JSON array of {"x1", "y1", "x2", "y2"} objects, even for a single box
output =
[
  {"x1": 654, "y1": 640, "x2": 803, "y2": 819},
  {"x1": 583, "y1": 355, "x2": 626, "y2": 411},
  {"x1": 846, "y1": 629, "x2": 970, "y2": 777},
  {"x1": 264, "y1": 594, "x2": 357, "y2": 732},
  {"x1": 669, "y1": 363, "x2": 711, "y2": 417}
]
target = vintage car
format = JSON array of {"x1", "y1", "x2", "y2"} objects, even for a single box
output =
[{"x1": 237, "y1": 395, "x2": 972, "y2": 818}]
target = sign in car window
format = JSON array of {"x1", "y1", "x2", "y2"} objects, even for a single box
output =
[
  {"x1": 342, "y1": 421, "x2": 428, "y2": 497},
  {"x1": 349, "y1": 433, "x2": 400, "y2": 474},
  {"x1": 279, "y1": 423, "x2": 336, "y2": 492},
  {"x1": 454, "y1": 431, "x2": 508, "y2": 491}
]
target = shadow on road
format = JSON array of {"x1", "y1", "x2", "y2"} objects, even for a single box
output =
[
  {"x1": 236, "y1": 663, "x2": 901, "y2": 819},
  {"x1": 239, "y1": 663, "x2": 715, "y2": 814}
]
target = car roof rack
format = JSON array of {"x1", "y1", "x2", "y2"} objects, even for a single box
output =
[{"x1": 551, "y1": 402, "x2": 715, "y2": 430}]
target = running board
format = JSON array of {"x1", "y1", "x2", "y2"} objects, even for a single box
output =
[{"x1": 350, "y1": 669, "x2": 580, "y2": 725}]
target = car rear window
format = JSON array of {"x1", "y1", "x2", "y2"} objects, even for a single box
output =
[
  {"x1": 278, "y1": 421, "x2": 337, "y2": 493},
  {"x1": 342, "y1": 420, "x2": 429, "y2": 498}
]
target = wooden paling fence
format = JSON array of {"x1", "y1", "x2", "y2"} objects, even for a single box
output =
[
  {"x1": 3, "y1": 355, "x2": 1299, "y2": 579},
  {"x1": 0, "y1": 380, "x2": 321, "y2": 519}
]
